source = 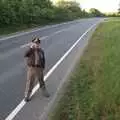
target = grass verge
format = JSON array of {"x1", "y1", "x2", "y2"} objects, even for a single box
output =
[{"x1": 50, "y1": 18, "x2": 120, "y2": 120}]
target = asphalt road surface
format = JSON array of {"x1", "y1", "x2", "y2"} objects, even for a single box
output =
[{"x1": 0, "y1": 18, "x2": 102, "y2": 120}]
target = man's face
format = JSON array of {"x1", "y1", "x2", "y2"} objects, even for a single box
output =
[{"x1": 34, "y1": 42, "x2": 40, "y2": 48}]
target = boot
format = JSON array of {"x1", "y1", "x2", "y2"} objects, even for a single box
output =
[
  {"x1": 24, "y1": 97, "x2": 31, "y2": 102},
  {"x1": 24, "y1": 92, "x2": 31, "y2": 102}
]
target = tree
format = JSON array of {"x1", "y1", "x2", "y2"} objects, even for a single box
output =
[
  {"x1": 0, "y1": 0, "x2": 91, "y2": 27},
  {"x1": 118, "y1": 3, "x2": 120, "y2": 14},
  {"x1": 56, "y1": 0, "x2": 81, "y2": 12},
  {"x1": 33, "y1": 0, "x2": 52, "y2": 8},
  {"x1": 90, "y1": 8, "x2": 104, "y2": 17},
  {"x1": 56, "y1": 0, "x2": 82, "y2": 19}
]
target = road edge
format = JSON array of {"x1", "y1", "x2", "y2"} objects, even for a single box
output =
[{"x1": 39, "y1": 22, "x2": 101, "y2": 120}]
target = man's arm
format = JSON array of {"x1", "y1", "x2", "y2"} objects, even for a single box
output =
[
  {"x1": 24, "y1": 48, "x2": 32, "y2": 58},
  {"x1": 41, "y1": 49, "x2": 45, "y2": 69}
]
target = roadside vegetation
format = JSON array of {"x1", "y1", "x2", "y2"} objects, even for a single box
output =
[
  {"x1": 0, "y1": 0, "x2": 105, "y2": 35},
  {"x1": 50, "y1": 18, "x2": 120, "y2": 120}
]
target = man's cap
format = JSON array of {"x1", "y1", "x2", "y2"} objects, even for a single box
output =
[{"x1": 32, "y1": 38, "x2": 41, "y2": 43}]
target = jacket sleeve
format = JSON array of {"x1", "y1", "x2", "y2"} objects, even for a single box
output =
[
  {"x1": 24, "y1": 48, "x2": 32, "y2": 57},
  {"x1": 41, "y1": 49, "x2": 45, "y2": 69}
]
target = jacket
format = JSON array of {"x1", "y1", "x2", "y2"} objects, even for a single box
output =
[{"x1": 24, "y1": 47, "x2": 45, "y2": 68}]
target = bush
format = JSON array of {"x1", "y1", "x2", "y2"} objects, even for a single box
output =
[{"x1": 0, "y1": 0, "x2": 90, "y2": 28}]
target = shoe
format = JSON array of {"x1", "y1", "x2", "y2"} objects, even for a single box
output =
[
  {"x1": 41, "y1": 87, "x2": 50, "y2": 97},
  {"x1": 24, "y1": 97, "x2": 31, "y2": 102}
]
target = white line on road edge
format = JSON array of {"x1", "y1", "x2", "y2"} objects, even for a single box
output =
[
  {"x1": 104, "y1": 19, "x2": 120, "y2": 22},
  {"x1": 5, "y1": 21, "x2": 100, "y2": 120},
  {"x1": 0, "y1": 20, "x2": 78, "y2": 42}
]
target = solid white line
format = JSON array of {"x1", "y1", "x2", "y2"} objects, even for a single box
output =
[
  {"x1": 104, "y1": 19, "x2": 120, "y2": 22},
  {"x1": 5, "y1": 100, "x2": 26, "y2": 120},
  {"x1": 5, "y1": 21, "x2": 99, "y2": 120}
]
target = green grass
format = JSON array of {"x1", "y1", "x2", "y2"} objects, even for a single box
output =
[
  {"x1": 105, "y1": 17, "x2": 120, "y2": 22},
  {"x1": 50, "y1": 19, "x2": 120, "y2": 120}
]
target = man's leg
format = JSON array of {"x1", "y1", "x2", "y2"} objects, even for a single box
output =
[
  {"x1": 39, "y1": 69, "x2": 45, "y2": 88},
  {"x1": 37, "y1": 68, "x2": 49, "y2": 97},
  {"x1": 25, "y1": 67, "x2": 35, "y2": 102}
]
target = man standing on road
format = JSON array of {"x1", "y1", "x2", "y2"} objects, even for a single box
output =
[{"x1": 24, "y1": 38, "x2": 49, "y2": 102}]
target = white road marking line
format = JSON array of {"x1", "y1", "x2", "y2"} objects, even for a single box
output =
[
  {"x1": 0, "y1": 20, "x2": 78, "y2": 42},
  {"x1": 5, "y1": 21, "x2": 100, "y2": 120},
  {"x1": 104, "y1": 19, "x2": 120, "y2": 22},
  {"x1": 20, "y1": 43, "x2": 31, "y2": 48},
  {"x1": 20, "y1": 36, "x2": 48, "y2": 48},
  {"x1": 54, "y1": 30, "x2": 65, "y2": 34},
  {"x1": 5, "y1": 100, "x2": 26, "y2": 120},
  {"x1": 40, "y1": 36, "x2": 49, "y2": 40},
  {"x1": 20, "y1": 28, "x2": 69, "y2": 48}
]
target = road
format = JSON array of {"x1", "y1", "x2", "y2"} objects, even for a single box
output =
[{"x1": 0, "y1": 18, "x2": 102, "y2": 120}]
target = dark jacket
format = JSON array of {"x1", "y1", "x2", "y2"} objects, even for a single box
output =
[{"x1": 24, "y1": 47, "x2": 45, "y2": 68}]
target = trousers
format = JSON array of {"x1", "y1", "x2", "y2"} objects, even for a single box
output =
[{"x1": 25, "y1": 66, "x2": 45, "y2": 98}]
